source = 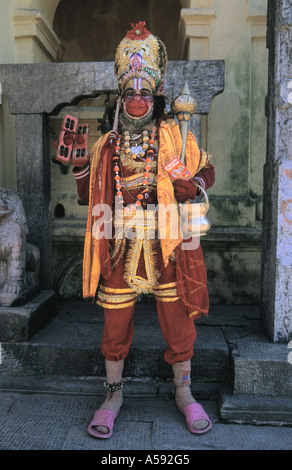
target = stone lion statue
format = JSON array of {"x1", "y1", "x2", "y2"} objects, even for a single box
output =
[{"x1": 0, "y1": 188, "x2": 40, "y2": 307}]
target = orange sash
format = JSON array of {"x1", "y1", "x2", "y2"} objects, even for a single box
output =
[{"x1": 157, "y1": 119, "x2": 200, "y2": 265}]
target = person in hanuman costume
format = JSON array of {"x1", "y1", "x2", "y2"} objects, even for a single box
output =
[{"x1": 73, "y1": 22, "x2": 215, "y2": 438}]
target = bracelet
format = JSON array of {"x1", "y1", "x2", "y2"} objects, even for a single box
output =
[{"x1": 103, "y1": 380, "x2": 124, "y2": 392}]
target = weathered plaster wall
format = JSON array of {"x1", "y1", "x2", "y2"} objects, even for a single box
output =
[
  {"x1": 0, "y1": 0, "x2": 60, "y2": 190},
  {"x1": 0, "y1": 0, "x2": 16, "y2": 190},
  {"x1": 178, "y1": 0, "x2": 268, "y2": 303}
]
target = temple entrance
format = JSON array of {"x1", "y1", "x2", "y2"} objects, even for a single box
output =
[{"x1": 53, "y1": 0, "x2": 182, "y2": 62}]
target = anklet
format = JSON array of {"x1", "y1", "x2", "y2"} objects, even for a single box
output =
[{"x1": 103, "y1": 380, "x2": 124, "y2": 392}]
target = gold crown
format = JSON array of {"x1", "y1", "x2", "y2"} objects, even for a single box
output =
[{"x1": 114, "y1": 22, "x2": 167, "y2": 96}]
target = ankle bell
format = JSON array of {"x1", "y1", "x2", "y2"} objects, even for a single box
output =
[{"x1": 103, "y1": 380, "x2": 124, "y2": 392}]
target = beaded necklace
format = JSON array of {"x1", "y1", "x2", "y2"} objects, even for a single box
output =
[{"x1": 113, "y1": 126, "x2": 157, "y2": 211}]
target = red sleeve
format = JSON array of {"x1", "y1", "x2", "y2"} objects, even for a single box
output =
[
  {"x1": 73, "y1": 163, "x2": 90, "y2": 205},
  {"x1": 193, "y1": 162, "x2": 215, "y2": 192}
]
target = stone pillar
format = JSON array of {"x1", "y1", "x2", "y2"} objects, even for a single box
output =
[
  {"x1": 13, "y1": 8, "x2": 61, "y2": 62},
  {"x1": 261, "y1": 0, "x2": 292, "y2": 342},
  {"x1": 15, "y1": 114, "x2": 53, "y2": 289},
  {"x1": 178, "y1": 1, "x2": 217, "y2": 146},
  {"x1": 178, "y1": 0, "x2": 217, "y2": 60}
]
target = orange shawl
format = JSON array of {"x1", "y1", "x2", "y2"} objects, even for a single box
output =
[
  {"x1": 157, "y1": 119, "x2": 201, "y2": 264},
  {"x1": 83, "y1": 119, "x2": 202, "y2": 301}
]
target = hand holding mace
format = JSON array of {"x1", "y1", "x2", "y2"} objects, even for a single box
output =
[{"x1": 171, "y1": 83, "x2": 198, "y2": 164}]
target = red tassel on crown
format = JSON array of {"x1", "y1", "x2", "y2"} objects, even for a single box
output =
[{"x1": 126, "y1": 21, "x2": 151, "y2": 40}]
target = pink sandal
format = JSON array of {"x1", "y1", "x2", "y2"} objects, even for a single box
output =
[
  {"x1": 177, "y1": 402, "x2": 212, "y2": 434},
  {"x1": 87, "y1": 408, "x2": 120, "y2": 439}
]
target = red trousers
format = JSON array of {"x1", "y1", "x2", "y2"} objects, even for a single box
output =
[
  {"x1": 99, "y1": 247, "x2": 197, "y2": 365},
  {"x1": 99, "y1": 239, "x2": 197, "y2": 364},
  {"x1": 101, "y1": 298, "x2": 197, "y2": 365}
]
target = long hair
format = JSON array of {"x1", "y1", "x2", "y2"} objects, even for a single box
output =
[{"x1": 153, "y1": 95, "x2": 168, "y2": 120}]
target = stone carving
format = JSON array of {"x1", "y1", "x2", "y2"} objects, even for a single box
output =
[{"x1": 0, "y1": 188, "x2": 40, "y2": 307}]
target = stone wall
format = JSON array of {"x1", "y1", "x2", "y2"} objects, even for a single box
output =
[{"x1": 261, "y1": 0, "x2": 292, "y2": 342}]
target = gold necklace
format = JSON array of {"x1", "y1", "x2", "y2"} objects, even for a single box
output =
[{"x1": 123, "y1": 129, "x2": 157, "y2": 159}]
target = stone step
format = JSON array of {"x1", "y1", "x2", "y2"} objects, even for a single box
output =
[
  {"x1": 0, "y1": 300, "x2": 257, "y2": 383},
  {"x1": 217, "y1": 324, "x2": 292, "y2": 425},
  {"x1": 0, "y1": 291, "x2": 56, "y2": 342},
  {"x1": 229, "y1": 332, "x2": 292, "y2": 397},
  {"x1": 2, "y1": 300, "x2": 291, "y2": 425}
]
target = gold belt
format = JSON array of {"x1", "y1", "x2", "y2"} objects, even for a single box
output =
[
  {"x1": 97, "y1": 282, "x2": 179, "y2": 308},
  {"x1": 96, "y1": 284, "x2": 138, "y2": 309}
]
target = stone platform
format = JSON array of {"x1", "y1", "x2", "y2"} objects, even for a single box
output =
[
  {"x1": 0, "y1": 299, "x2": 291, "y2": 426},
  {"x1": 0, "y1": 290, "x2": 56, "y2": 341}
]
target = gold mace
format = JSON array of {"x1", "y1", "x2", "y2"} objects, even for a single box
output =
[{"x1": 171, "y1": 83, "x2": 198, "y2": 164}]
